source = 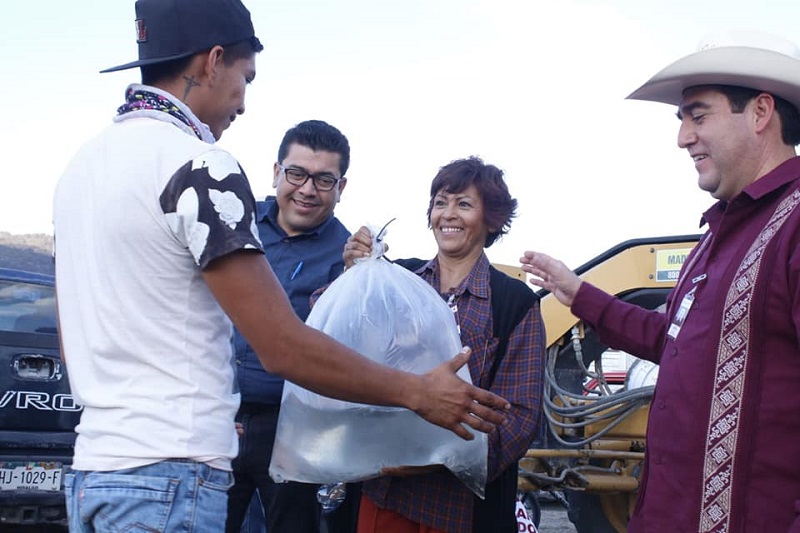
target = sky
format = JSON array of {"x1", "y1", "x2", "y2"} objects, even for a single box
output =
[{"x1": 3, "y1": 0, "x2": 800, "y2": 269}]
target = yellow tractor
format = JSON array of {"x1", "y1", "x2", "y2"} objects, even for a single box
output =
[{"x1": 499, "y1": 235, "x2": 701, "y2": 532}]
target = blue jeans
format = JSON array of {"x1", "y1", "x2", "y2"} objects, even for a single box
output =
[{"x1": 66, "y1": 459, "x2": 233, "y2": 532}]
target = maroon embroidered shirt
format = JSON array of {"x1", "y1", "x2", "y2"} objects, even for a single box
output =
[{"x1": 572, "y1": 156, "x2": 800, "y2": 532}]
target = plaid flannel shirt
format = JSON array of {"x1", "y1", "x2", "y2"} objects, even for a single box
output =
[{"x1": 363, "y1": 253, "x2": 546, "y2": 533}]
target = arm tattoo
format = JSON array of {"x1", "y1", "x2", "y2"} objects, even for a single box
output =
[{"x1": 182, "y1": 75, "x2": 201, "y2": 100}]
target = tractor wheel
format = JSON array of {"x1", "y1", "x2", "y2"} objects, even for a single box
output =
[{"x1": 565, "y1": 491, "x2": 618, "y2": 533}]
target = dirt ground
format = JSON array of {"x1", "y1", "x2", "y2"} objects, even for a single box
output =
[{"x1": 538, "y1": 500, "x2": 577, "y2": 532}]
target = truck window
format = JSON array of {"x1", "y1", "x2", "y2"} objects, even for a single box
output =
[{"x1": 0, "y1": 280, "x2": 57, "y2": 334}]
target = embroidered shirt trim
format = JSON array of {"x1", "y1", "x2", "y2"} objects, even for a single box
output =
[{"x1": 699, "y1": 188, "x2": 800, "y2": 532}]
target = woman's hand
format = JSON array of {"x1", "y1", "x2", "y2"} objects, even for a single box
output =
[{"x1": 343, "y1": 226, "x2": 378, "y2": 268}]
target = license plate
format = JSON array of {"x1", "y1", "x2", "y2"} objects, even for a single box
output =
[{"x1": 0, "y1": 462, "x2": 62, "y2": 491}]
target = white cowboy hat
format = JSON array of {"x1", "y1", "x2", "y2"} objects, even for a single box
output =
[{"x1": 627, "y1": 30, "x2": 800, "y2": 112}]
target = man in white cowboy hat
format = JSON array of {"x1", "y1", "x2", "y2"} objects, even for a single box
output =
[
  {"x1": 519, "y1": 30, "x2": 800, "y2": 532},
  {"x1": 53, "y1": 1, "x2": 510, "y2": 531}
]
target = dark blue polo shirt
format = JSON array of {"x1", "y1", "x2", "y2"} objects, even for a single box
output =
[{"x1": 233, "y1": 196, "x2": 351, "y2": 405}]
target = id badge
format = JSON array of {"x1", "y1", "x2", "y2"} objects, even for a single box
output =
[{"x1": 667, "y1": 286, "x2": 696, "y2": 340}]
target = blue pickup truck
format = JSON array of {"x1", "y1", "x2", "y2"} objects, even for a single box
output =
[{"x1": 0, "y1": 268, "x2": 78, "y2": 527}]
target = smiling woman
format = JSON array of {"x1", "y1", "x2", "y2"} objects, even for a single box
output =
[{"x1": 340, "y1": 156, "x2": 547, "y2": 533}]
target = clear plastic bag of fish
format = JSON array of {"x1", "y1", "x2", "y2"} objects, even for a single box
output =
[{"x1": 269, "y1": 228, "x2": 488, "y2": 497}]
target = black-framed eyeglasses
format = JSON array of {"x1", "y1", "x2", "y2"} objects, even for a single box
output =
[{"x1": 278, "y1": 164, "x2": 343, "y2": 192}]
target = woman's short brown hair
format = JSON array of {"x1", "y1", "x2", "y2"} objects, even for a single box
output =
[{"x1": 426, "y1": 156, "x2": 518, "y2": 248}]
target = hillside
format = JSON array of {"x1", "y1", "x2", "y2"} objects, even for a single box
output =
[{"x1": 0, "y1": 232, "x2": 55, "y2": 275}]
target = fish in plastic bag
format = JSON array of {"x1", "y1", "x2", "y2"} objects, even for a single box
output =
[{"x1": 269, "y1": 228, "x2": 488, "y2": 497}]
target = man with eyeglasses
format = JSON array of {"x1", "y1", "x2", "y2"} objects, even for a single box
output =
[{"x1": 227, "y1": 120, "x2": 354, "y2": 533}]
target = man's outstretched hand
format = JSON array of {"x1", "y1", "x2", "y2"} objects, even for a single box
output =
[
  {"x1": 411, "y1": 347, "x2": 509, "y2": 440},
  {"x1": 520, "y1": 250, "x2": 582, "y2": 307}
]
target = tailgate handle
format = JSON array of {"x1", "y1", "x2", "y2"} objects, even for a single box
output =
[{"x1": 13, "y1": 355, "x2": 62, "y2": 381}]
